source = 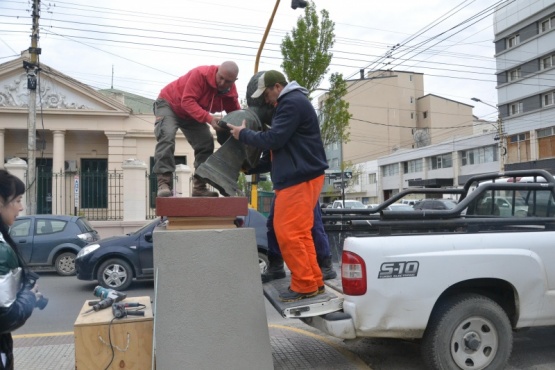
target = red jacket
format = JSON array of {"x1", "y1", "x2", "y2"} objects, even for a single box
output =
[{"x1": 159, "y1": 65, "x2": 241, "y2": 123}]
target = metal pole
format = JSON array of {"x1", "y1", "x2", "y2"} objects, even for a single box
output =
[
  {"x1": 471, "y1": 97, "x2": 504, "y2": 172},
  {"x1": 250, "y1": 0, "x2": 280, "y2": 211},
  {"x1": 498, "y1": 114, "x2": 505, "y2": 172},
  {"x1": 340, "y1": 170, "x2": 345, "y2": 206},
  {"x1": 254, "y1": 0, "x2": 280, "y2": 74},
  {"x1": 26, "y1": 0, "x2": 41, "y2": 215}
]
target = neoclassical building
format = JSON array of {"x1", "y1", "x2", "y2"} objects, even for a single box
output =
[{"x1": 0, "y1": 54, "x2": 195, "y2": 221}]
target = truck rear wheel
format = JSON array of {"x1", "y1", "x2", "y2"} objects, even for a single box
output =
[{"x1": 422, "y1": 293, "x2": 512, "y2": 370}]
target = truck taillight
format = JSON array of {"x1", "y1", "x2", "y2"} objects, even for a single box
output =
[{"x1": 341, "y1": 251, "x2": 367, "y2": 296}]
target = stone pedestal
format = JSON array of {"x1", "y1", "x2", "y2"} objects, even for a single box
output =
[{"x1": 153, "y1": 197, "x2": 273, "y2": 369}]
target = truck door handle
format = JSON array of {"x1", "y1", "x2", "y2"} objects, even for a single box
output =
[{"x1": 18, "y1": 239, "x2": 27, "y2": 243}]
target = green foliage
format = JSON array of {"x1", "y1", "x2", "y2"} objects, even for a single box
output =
[
  {"x1": 237, "y1": 173, "x2": 247, "y2": 194},
  {"x1": 280, "y1": 1, "x2": 335, "y2": 93},
  {"x1": 257, "y1": 178, "x2": 273, "y2": 192},
  {"x1": 320, "y1": 73, "x2": 352, "y2": 147}
]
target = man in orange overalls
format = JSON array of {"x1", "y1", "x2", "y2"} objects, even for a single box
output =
[{"x1": 228, "y1": 70, "x2": 328, "y2": 302}]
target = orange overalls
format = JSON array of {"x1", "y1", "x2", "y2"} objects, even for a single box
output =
[{"x1": 274, "y1": 174, "x2": 325, "y2": 293}]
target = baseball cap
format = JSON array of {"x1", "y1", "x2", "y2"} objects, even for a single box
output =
[{"x1": 251, "y1": 70, "x2": 286, "y2": 98}]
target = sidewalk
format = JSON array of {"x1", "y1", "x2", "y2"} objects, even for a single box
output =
[{"x1": 14, "y1": 325, "x2": 370, "y2": 369}]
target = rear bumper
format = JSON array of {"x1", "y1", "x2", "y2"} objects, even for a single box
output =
[{"x1": 301, "y1": 311, "x2": 356, "y2": 339}]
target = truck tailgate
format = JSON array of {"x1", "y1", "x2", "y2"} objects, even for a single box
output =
[{"x1": 263, "y1": 276, "x2": 344, "y2": 318}]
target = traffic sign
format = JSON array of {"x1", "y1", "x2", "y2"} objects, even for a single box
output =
[{"x1": 325, "y1": 171, "x2": 352, "y2": 180}]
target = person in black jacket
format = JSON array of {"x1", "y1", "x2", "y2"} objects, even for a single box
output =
[
  {"x1": 246, "y1": 151, "x2": 337, "y2": 283},
  {"x1": 228, "y1": 70, "x2": 329, "y2": 302},
  {"x1": 0, "y1": 169, "x2": 41, "y2": 369}
]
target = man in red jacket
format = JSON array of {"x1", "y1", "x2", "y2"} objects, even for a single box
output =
[{"x1": 153, "y1": 61, "x2": 241, "y2": 197}]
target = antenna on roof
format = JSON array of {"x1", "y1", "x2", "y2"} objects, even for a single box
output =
[{"x1": 111, "y1": 64, "x2": 114, "y2": 89}]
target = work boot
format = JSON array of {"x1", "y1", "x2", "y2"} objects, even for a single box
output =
[
  {"x1": 318, "y1": 255, "x2": 337, "y2": 280},
  {"x1": 157, "y1": 172, "x2": 173, "y2": 197},
  {"x1": 279, "y1": 287, "x2": 320, "y2": 303},
  {"x1": 192, "y1": 177, "x2": 218, "y2": 197},
  {"x1": 261, "y1": 254, "x2": 286, "y2": 283}
]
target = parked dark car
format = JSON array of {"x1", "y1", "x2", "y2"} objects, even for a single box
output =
[
  {"x1": 10, "y1": 215, "x2": 100, "y2": 276},
  {"x1": 413, "y1": 199, "x2": 457, "y2": 211},
  {"x1": 75, "y1": 209, "x2": 269, "y2": 290}
]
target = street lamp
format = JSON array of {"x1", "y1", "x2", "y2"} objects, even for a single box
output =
[
  {"x1": 254, "y1": 0, "x2": 307, "y2": 74},
  {"x1": 471, "y1": 97, "x2": 505, "y2": 172}
]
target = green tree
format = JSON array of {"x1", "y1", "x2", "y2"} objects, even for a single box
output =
[
  {"x1": 319, "y1": 72, "x2": 352, "y2": 147},
  {"x1": 280, "y1": 1, "x2": 334, "y2": 93},
  {"x1": 237, "y1": 173, "x2": 248, "y2": 194},
  {"x1": 280, "y1": 2, "x2": 350, "y2": 148}
]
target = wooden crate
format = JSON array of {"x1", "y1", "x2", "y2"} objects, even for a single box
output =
[{"x1": 74, "y1": 296, "x2": 154, "y2": 370}]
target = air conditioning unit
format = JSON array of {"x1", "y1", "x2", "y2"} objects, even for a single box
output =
[{"x1": 64, "y1": 160, "x2": 78, "y2": 172}]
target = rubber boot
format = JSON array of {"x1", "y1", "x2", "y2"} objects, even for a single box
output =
[
  {"x1": 261, "y1": 254, "x2": 286, "y2": 283},
  {"x1": 318, "y1": 255, "x2": 337, "y2": 280},
  {"x1": 192, "y1": 177, "x2": 218, "y2": 197},
  {"x1": 157, "y1": 172, "x2": 172, "y2": 197}
]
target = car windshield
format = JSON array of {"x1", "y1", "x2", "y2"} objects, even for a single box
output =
[
  {"x1": 443, "y1": 200, "x2": 457, "y2": 209},
  {"x1": 76, "y1": 217, "x2": 95, "y2": 232},
  {"x1": 345, "y1": 201, "x2": 365, "y2": 209},
  {"x1": 131, "y1": 218, "x2": 164, "y2": 235},
  {"x1": 389, "y1": 204, "x2": 414, "y2": 211}
]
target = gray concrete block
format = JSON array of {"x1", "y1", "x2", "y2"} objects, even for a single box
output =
[{"x1": 153, "y1": 227, "x2": 273, "y2": 370}]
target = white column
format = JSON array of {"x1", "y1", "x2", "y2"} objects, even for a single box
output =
[
  {"x1": 52, "y1": 130, "x2": 66, "y2": 173},
  {"x1": 104, "y1": 131, "x2": 126, "y2": 171},
  {"x1": 452, "y1": 149, "x2": 460, "y2": 187},
  {"x1": 175, "y1": 164, "x2": 192, "y2": 197},
  {"x1": 52, "y1": 130, "x2": 66, "y2": 215},
  {"x1": 122, "y1": 158, "x2": 147, "y2": 221},
  {"x1": 5, "y1": 158, "x2": 28, "y2": 216},
  {"x1": 0, "y1": 130, "x2": 5, "y2": 169},
  {"x1": 529, "y1": 129, "x2": 538, "y2": 161}
]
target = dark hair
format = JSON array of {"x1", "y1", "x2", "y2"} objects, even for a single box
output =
[{"x1": 0, "y1": 169, "x2": 25, "y2": 256}]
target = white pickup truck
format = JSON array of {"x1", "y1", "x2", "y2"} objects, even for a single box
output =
[{"x1": 263, "y1": 169, "x2": 555, "y2": 370}]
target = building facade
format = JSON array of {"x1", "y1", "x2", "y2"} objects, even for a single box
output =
[
  {"x1": 321, "y1": 70, "x2": 476, "y2": 204},
  {"x1": 494, "y1": 0, "x2": 555, "y2": 173},
  {"x1": 0, "y1": 54, "x2": 196, "y2": 220}
]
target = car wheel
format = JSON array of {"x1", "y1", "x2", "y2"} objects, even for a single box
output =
[
  {"x1": 422, "y1": 293, "x2": 512, "y2": 370},
  {"x1": 54, "y1": 252, "x2": 77, "y2": 276},
  {"x1": 97, "y1": 259, "x2": 133, "y2": 291},
  {"x1": 258, "y1": 251, "x2": 269, "y2": 274}
]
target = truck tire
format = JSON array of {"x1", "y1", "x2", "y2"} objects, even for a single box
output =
[
  {"x1": 422, "y1": 293, "x2": 512, "y2": 370},
  {"x1": 55, "y1": 251, "x2": 77, "y2": 276},
  {"x1": 97, "y1": 259, "x2": 133, "y2": 291}
]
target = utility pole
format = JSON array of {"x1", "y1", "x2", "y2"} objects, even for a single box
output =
[
  {"x1": 497, "y1": 114, "x2": 505, "y2": 172},
  {"x1": 471, "y1": 97, "x2": 505, "y2": 172},
  {"x1": 25, "y1": 0, "x2": 41, "y2": 215}
]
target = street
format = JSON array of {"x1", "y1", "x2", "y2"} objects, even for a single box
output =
[{"x1": 14, "y1": 272, "x2": 555, "y2": 370}]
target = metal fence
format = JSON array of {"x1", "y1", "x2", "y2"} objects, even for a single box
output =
[
  {"x1": 146, "y1": 172, "x2": 157, "y2": 219},
  {"x1": 36, "y1": 169, "x2": 124, "y2": 221}
]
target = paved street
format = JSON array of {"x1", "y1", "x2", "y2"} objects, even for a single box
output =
[{"x1": 11, "y1": 272, "x2": 555, "y2": 370}]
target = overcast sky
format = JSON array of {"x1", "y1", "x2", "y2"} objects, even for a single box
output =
[{"x1": 1, "y1": 0, "x2": 502, "y2": 121}]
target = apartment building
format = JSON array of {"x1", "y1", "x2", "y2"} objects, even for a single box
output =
[
  {"x1": 494, "y1": 0, "x2": 555, "y2": 173},
  {"x1": 323, "y1": 1, "x2": 555, "y2": 205},
  {"x1": 321, "y1": 70, "x2": 475, "y2": 203}
]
